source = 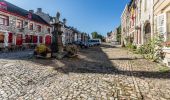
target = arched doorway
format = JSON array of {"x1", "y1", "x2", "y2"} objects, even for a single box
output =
[{"x1": 144, "y1": 22, "x2": 151, "y2": 43}]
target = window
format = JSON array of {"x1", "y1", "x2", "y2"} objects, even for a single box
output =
[
  {"x1": 25, "y1": 35, "x2": 33, "y2": 43},
  {"x1": 0, "y1": 15, "x2": 9, "y2": 26},
  {"x1": 29, "y1": 23, "x2": 33, "y2": 30},
  {"x1": 16, "y1": 19, "x2": 23, "y2": 28},
  {"x1": 47, "y1": 28, "x2": 50, "y2": 33},
  {"x1": 37, "y1": 25, "x2": 41, "y2": 32},
  {"x1": 157, "y1": 14, "x2": 166, "y2": 34}
]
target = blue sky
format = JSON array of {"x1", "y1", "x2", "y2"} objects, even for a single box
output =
[{"x1": 6, "y1": 0, "x2": 130, "y2": 36}]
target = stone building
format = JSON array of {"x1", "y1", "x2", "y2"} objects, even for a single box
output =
[
  {"x1": 121, "y1": 4, "x2": 130, "y2": 46},
  {"x1": 0, "y1": 0, "x2": 52, "y2": 50},
  {"x1": 154, "y1": 0, "x2": 170, "y2": 41},
  {"x1": 35, "y1": 8, "x2": 51, "y2": 24},
  {"x1": 153, "y1": 0, "x2": 170, "y2": 66},
  {"x1": 35, "y1": 8, "x2": 84, "y2": 46},
  {"x1": 106, "y1": 29, "x2": 118, "y2": 44},
  {"x1": 121, "y1": 0, "x2": 170, "y2": 66},
  {"x1": 121, "y1": 0, "x2": 154, "y2": 46},
  {"x1": 139, "y1": 0, "x2": 154, "y2": 45}
]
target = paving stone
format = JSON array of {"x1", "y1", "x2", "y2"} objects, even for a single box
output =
[{"x1": 1, "y1": 45, "x2": 168, "y2": 99}]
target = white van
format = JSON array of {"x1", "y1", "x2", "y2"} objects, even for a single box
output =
[{"x1": 88, "y1": 39, "x2": 101, "y2": 46}]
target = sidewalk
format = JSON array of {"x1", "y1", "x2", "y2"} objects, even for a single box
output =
[{"x1": 103, "y1": 46, "x2": 170, "y2": 100}]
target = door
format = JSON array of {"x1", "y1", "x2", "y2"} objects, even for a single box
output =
[{"x1": 16, "y1": 34, "x2": 22, "y2": 46}]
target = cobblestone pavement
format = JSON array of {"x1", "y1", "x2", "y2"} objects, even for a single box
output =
[
  {"x1": 103, "y1": 45, "x2": 170, "y2": 100},
  {"x1": 0, "y1": 44, "x2": 169, "y2": 100}
]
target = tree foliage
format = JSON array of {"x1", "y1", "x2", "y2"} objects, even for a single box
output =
[
  {"x1": 107, "y1": 31, "x2": 112, "y2": 37},
  {"x1": 116, "y1": 25, "x2": 121, "y2": 43},
  {"x1": 91, "y1": 32, "x2": 105, "y2": 41}
]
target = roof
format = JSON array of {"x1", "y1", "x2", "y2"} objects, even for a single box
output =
[{"x1": 0, "y1": 0, "x2": 50, "y2": 26}]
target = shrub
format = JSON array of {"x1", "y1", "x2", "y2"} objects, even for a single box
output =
[
  {"x1": 126, "y1": 43, "x2": 137, "y2": 51},
  {"x1": 136, "y1": 35, "x2": 164, "y2": 62}
]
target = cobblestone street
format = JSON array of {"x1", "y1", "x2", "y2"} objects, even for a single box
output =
[{"x1": 0, "y1": 44, "x2": 170, "y2": 100}]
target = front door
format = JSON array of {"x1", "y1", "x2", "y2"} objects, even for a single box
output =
[{"x1": 144, "y1": 23, "x2": 151, "y2": 43}]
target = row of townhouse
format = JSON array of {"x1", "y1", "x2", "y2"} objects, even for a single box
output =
[
  {"x1": 106, "y1": 29, "x2": 117, "y2": 43},
  {"x1": 36, "y1": 8, "x2": 89, "y2": 46},
  {"x1": 0, "y1": 0, "x2": 52, "y2": 50},
  {"x1": 121, "y1": 0, "x2": 170, "y2": 66},
  {"x1": 0, "y1": 0, "x2": 89, "y2": 51},
  {"x1": 106, "y1": 27, "x2": 121, "y2": 45}
]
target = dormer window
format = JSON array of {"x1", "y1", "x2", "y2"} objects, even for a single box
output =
[
  {"x1": 0, "y1": 2, "x2": 7, "y2": 10},
  {"x1": 37, "y1": 25, "x2": 41, "y2": 32},
  {"x1": 0, "y1": 14, "x2": 9, "y2": 26},
  {"x1": 29, "y1": 23, "x2": 33, "y2": 30},
  {"x1": 16, "y1": 19, "x2": 23, "y2": 28},
  {"x1": 27, "y1": 12, "x2": 32, "y2": 19}
]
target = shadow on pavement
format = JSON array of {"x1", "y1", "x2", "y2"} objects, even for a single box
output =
[
  {"x1": 0, "y1": 44, "x2": 170, "y2": 79},
  {"x1": 109, "y1": 58, "x2": 135, "y2": 60}
]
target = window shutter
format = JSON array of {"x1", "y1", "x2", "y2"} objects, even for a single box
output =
[{"x1": 157, "y1": 13, "x2": 166, "y2": 34}]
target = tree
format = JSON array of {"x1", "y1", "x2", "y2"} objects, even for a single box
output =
[
  {"x1": 91, "y1": 32, "x2": 98, "y2": 39},
  {"x1": 107, "y1": 31, "x2": 112, "y2": 37},
  {"x1": 116, "y1": 25, "x2": 121, "y2": 43},
  {"x1": 91, "y1": 32, "x2": 104, "y2": 41}
]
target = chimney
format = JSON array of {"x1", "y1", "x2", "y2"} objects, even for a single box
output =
[
  {"x1": 37, "y1": 8, "x2": 42, "y2": 13},
  {"x1": 29, "y1": 10, "x2": 34, "y2": 13}
]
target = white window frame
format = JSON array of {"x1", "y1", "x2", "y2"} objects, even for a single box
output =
[{"x1": 157, "y1": 13, "x2": 167, "y2": 41}]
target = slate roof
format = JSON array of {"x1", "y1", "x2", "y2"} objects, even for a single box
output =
[{"x1": 0, "y1": 0, "x2": 50, "y2": 26}]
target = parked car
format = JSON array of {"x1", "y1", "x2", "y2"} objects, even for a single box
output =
[
  {"x1": 88, "y1": 39, "x2": 101, "y2": 46},
  {"x1": 73, "y1": 41, "x2": 89, "y2": 48}
]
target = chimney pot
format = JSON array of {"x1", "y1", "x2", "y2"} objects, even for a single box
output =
[
  {"x1": 29, "y1": 10, "x2": 34, "y2": 13},
  {"x1": 37, "y1": 8, "x2": 42, "y2": 13}
]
